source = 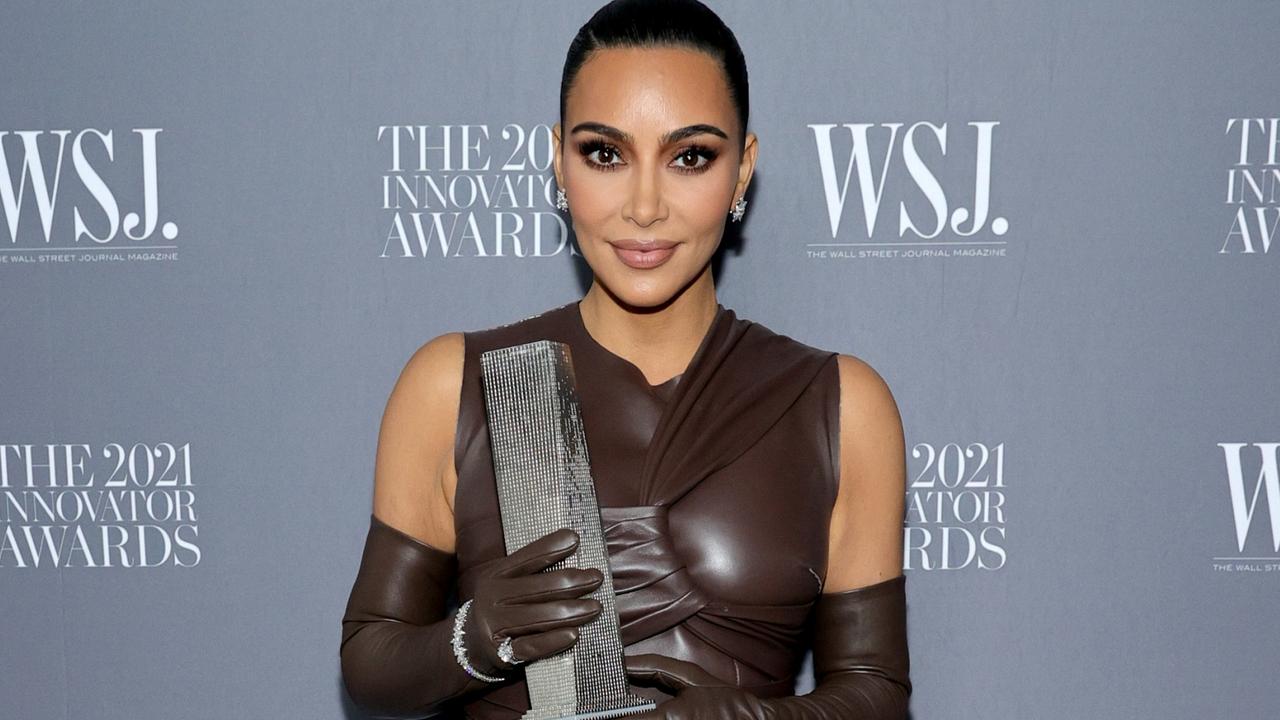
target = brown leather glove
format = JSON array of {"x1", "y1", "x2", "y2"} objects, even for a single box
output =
[
  {"x1": 625, "y1": 574, "x2": 911, "y2": 719},
  {"x1": 340, "y1": 514, "x2": 605, "y2": 718}
]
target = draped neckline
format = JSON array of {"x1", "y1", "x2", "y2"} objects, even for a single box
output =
[
  {"x1": 558, "y1": 297, "x2": 833, "y2": 506},
  {"x1": 567, "y1": 299, "x2": 727, "y2": 394}
]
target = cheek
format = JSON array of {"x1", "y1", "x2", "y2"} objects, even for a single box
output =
[
  {"x1": 669, "y1": 172, "x2": 734, "y2": 230},
  {"x1": 565, "y1": 172, "x2": 618, "y2": 226}
]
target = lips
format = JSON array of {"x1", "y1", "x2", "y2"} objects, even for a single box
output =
[
  {"x1": 608, "y1": 240, "x2": 677, "y2": 269},
  {"x1": 610, "y1": 238, "x2": 677, "y2": 251}
]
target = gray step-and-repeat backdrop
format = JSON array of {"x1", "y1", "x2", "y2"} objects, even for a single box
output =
[{"x1": 2, "y1": 1, "x2": 1276, "y2": 718}]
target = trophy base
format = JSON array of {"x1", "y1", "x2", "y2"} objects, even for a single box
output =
[{"x1": 520, "y1": 698, "x2": 657, "y2": 720}]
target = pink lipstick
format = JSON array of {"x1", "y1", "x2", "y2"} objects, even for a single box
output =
[{"x1": 608, "y1": 239, "x2": 677, "y2": 269}]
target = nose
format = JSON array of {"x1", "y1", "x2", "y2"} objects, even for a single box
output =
[{"x1": 621, "y1": 163, "x2": 668, "y2": 227}]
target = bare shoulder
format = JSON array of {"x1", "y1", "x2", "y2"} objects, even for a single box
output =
[
  {"x1": 825, "y1": 353, "x2": 906, "y2": 592},
  {"x1": 834, "y1": 354, "x2": 902, "y2": 438},
  {"x1": 370, "y1": 332, "x2": 466, "y2": 553}
]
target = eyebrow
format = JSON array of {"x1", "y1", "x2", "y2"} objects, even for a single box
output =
[{"x1": 570, "y1": 121, "x2": 728, "y2": 145}]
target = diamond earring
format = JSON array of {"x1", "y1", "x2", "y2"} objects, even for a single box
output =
[
  {"x1": 730, "y1": 196, "x2": 747, "y2": 222},
  {"x1": 555, "y1": 188, "x2": 569, "y2": 211}
]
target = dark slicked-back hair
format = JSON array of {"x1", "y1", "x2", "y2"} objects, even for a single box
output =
[{"x1": 560, "y1": 0, "x2": 750, "y2": 152}]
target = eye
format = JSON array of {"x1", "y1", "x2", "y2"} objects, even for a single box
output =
[
  {"x1": 671, "y1": 144, "x2": 718, "y2": 174},
  {"x1": 577, "y1": 139, "x2": 624, "y2": 171}
]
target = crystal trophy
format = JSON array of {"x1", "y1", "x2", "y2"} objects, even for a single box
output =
[{"x1": 479, "y1": 340, "x2": 656, "y2": 720}]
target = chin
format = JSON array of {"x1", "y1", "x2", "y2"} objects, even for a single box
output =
[
  {"x1": 601, "y1": 267, "x2": 709, "y2": 311},
  {"x1": 606, "y1": 284, "x2": 675, "y2": 310}
]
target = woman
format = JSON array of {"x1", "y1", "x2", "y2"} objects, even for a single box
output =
[{"x1": 340, "y1": 1, "x2": 911, "y2": 718}]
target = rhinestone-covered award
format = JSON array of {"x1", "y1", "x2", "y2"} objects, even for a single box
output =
[{"x1": 479, "y1": 340, "x2": 656, "y2": 720}]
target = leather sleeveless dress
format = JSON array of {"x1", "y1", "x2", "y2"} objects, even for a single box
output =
[{"x1": 452, "y1": 299, "x2": 840, "y2": 718}]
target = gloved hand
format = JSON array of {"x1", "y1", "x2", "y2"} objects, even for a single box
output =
[
  {"x1": 625, "y1": 654, "x2": 773, "y2": 719},
  {"x1": 340, "y1": 515, "x2": 604, "y2": 719},
  {"x1": 624, "y1": 574, "x2": 911, "y2": 720},
  {"x1": 462, "y1": 525, "x2": 605, "y2": 676}
]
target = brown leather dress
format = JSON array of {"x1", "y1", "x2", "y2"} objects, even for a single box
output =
[{"x1": 452, "y1": 299, "x2": 840, "y2": 719}]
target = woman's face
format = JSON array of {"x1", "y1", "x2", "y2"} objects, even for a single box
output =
[{"x1": 554, "y1": 45, "x2": 757, "y2": 309}]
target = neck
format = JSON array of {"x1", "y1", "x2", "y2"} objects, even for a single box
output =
[{"x1": 578, "y1": 270, "x2": 718, "y2": 385}]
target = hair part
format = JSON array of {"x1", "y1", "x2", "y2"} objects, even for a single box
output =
[{"x1": 560, "y1": 0, "x2": 750, "y2": 153}]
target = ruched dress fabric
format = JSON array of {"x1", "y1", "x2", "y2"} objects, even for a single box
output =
[{"x1": 452, "y1": 300, "x2": 841, "y2": 719}]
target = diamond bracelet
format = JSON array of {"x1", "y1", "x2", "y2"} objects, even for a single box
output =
[{"x1": 451, "y1": 598, "x2": 506, "y2": 683}]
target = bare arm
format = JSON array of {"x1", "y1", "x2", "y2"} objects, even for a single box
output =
[
  {"x1": 370, "y1": 332, "x2": 464, "y2": 550},
  {"x1": 341, "y1": 333, "x2": 606, "y2": 717},
  {"x1": 824, "y1": 353, "x2": 907, "y2": 592},
  {"x1": 340, "y1": 332, "x2": 488, "y2": 718}
]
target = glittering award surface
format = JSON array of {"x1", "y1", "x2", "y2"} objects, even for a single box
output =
[{"x1": 479, "y1": 340, "x2": 656, "y2": 720}]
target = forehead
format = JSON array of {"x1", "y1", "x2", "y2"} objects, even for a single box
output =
[{"x1": 566, "y1": 45, "x2": 736, "y2": 136}]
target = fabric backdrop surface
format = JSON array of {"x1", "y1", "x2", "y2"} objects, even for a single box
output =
[{"x1": 1, "y1": 2, "x2": 1276, "y2": 718}]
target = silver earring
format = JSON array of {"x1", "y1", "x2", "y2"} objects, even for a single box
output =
[
  {"x1": 730, "y1": 196, "x2": 747, "y2": 222},
  {"x1": 555, "y1": 188, "x2": 569, "y2": 211}
]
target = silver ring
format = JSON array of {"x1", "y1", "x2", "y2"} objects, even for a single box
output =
[{"x1": 497, "y1": 636, "x2": 524, "y2": 665}]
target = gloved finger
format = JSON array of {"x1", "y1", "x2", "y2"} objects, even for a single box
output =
[
  {"x1": 491, "y1": 598, "x2": 602, "y2": 637},
  {"x1": 624, "y1": 653, "x2": 731, "y2": 692},
  {"x1": 507, "y1": 626, "x2": 582, "y2": 664},
  {"x1": 494, "y1": 528, "x2": 580, "y2": 578},
  {"x1": 494, "y1": 567, "x2": 603, "y2": 604}
]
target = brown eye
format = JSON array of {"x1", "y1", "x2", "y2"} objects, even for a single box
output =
[
  {"x1": 676, "y1": 149, "x2": 703, "y2": 168},
  {"x1": 671, "y1": 144, "x2": 718, "y2": 174},
  {"x1": 577, "y1": 139, "x2": 623, "y2": 171}
]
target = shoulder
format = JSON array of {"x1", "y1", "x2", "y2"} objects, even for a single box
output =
[
  {"x1": 463, "y1": 301, "x2": 575, "y2": 352},
  {"x1": 831, "y1": 353, "x2": 905, "y2": 521},
  {"x1": 833, "y1": 353, "x2": 904, "y2": 486},
  {"x1": 390, "y1": 332, "x2": 466, "y2": 424},
  {"x1": 397, "y1": 300, "x2": 572, "y2": 383},
  {"x1": 834, "y1": 353, "x2": 901, "y2": 432},
  {"x1": 731, "y1": 310, "x2": 839, "y2": 374},
  {"x1": 384, "y1": 332, "x2": 467, "y2": 470},
  {"x1": 384, "y1": 331, "x2": 467, "y2": 458},
  {"x1": 729, "y1": 311, "x2": 891, "y2": 409},
  {"x1": 399, "y1": 299, "x2": 579, "y2": 387},
  {"x1": 402, "y1": 331, "x2": 465, "y2": 385}
]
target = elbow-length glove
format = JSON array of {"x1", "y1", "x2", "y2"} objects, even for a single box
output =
[
  {"x1": 625, "y1": 574, "x2": 911, "y2": 720},
  {"x1": 340, "y1": 515, "x2": 605, "y2": 719}
]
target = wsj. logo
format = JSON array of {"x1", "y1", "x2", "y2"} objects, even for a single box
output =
[
  {"x1": 808, "y1": 122, "x2": 1008, "y2": 241},
  {"x1": 1217, "y1": 442, "x2": 1280, "y2": 557},
  {"x1": 0, "y1": 129, "x2": 177, "y2": 247}
]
